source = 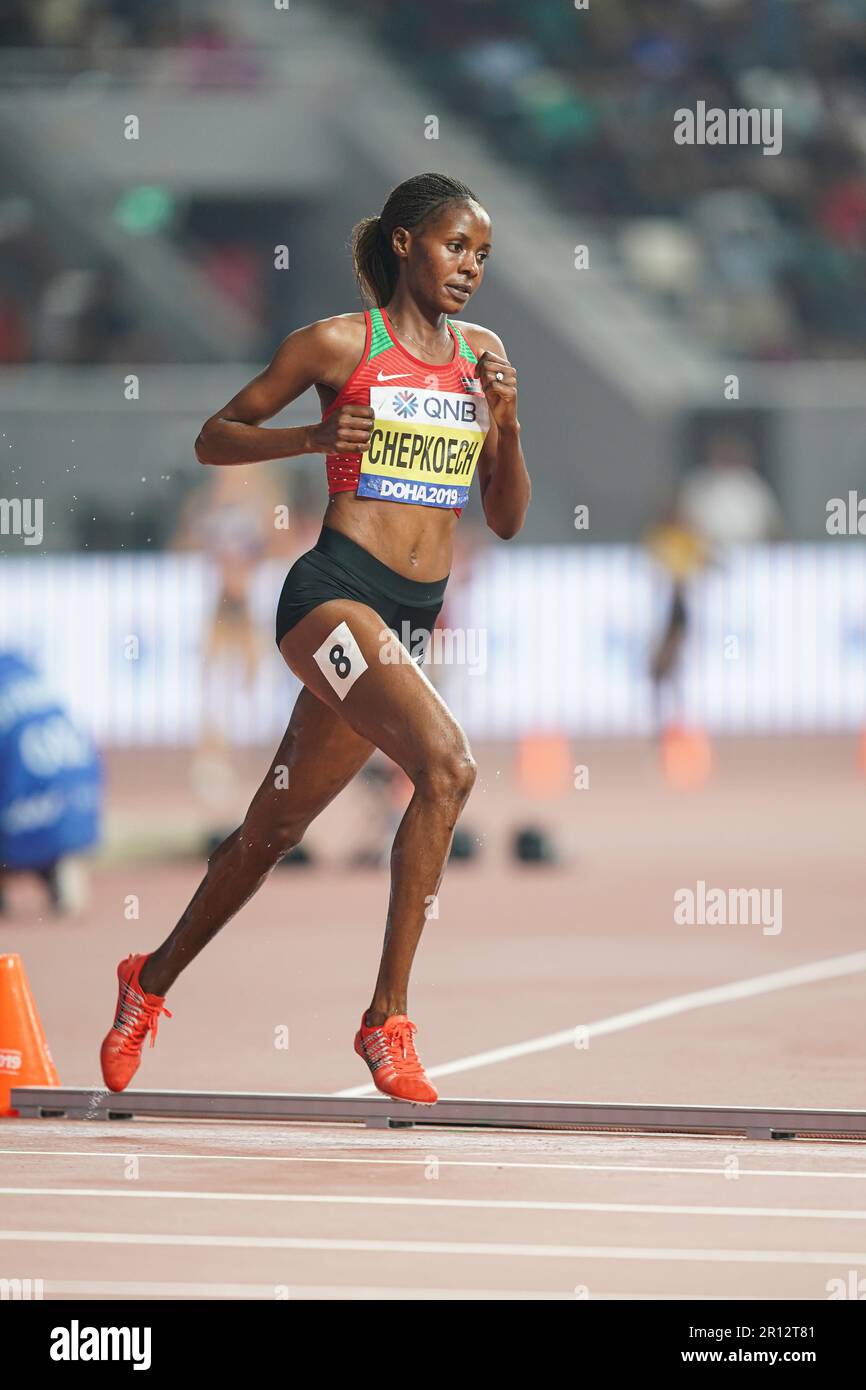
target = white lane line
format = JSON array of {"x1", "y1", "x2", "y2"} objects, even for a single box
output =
[
  {"x1": 37, "y1": 1280, "x2": 751, "y2": 1301},
  {"x1": 2, "y1": 1231, "x2": 864, "y2": 1263},
  {"x1": 336, "y1": 949, "x2": 866, "y2": 1095},
  {"x1": 3, "y1": 1186, "x2": 866, "y2": 1220},
  {"x1": 2, "y1": 1149, "x2": 865, "y2": 1181}
]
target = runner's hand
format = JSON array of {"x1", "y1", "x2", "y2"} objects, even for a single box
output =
[
  {"x1": 309, "y1": 404, "x2": 375, "y2": 455},
  {"x1": 475, "y1": 350, "x2": 518, "y2": 430}
]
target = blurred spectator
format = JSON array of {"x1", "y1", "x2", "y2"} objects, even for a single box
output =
[
  {"x1": 646, "y1": 428, "x2": 783, "y2": 705},
  {"x1": 172, "y1": 466, "x2": 288, "y2": 805},
  {"x1": 677, "y1": 430, "x2": 784, "y2": 546},
  {"x1": 0, "y1": 189, "x2": 173, "y2": 364}
]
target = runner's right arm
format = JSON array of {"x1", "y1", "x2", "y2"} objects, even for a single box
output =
[{"x1": 195, "y1": 318, "x2": 374, "y2": 466}]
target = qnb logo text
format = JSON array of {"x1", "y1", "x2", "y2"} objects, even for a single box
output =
[{"x1": 422, "y1": 395, "x2": 481, "y2": 424}]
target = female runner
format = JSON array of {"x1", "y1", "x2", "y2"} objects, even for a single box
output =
[{"x1": 100, "y1": 172, "x2": 531, "y2": 1104}]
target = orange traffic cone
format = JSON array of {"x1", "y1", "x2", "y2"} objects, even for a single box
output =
[
  {"x1": 0, "y1": 955, "x2": 60, "y2": 1117},
  {"x1": 660, "y1": 723, "x2": 713, "y2": 791},
  {"x1": 516, "y1": 732, "x2": 573, "y2": 799}
]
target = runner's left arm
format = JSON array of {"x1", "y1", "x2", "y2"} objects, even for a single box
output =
[{"x1": 467, "y1": 326, "x2": 530, "y2": 540}]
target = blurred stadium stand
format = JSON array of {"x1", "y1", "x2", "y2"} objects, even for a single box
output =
[
  {"x1": 0, "y1": 0, "x2": 865, "y2": 551},
  {"x1": 333, "y1": 0, "x2": 866, "y2": 362}
]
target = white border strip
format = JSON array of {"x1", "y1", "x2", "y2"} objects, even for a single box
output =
[
  {"x1": 2, "y1": 1187, "x2": 865, "y2": 1221},
  {"x1": 2, "y1": 1231, "x2": 864, "y2": 1264},
  {"x1": 2, "y1": 1149, "x2": 865, "y2": 1181}
]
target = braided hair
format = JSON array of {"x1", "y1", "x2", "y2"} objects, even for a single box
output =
[{"x1": 351, "y1": 172, "x2": 480, "y2": 307}]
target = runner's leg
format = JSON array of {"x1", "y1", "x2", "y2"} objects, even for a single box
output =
[
  {"x1": 139, "y1": 685, "x2": 375, "y2": 994},
  {"x1": 280, "y1": 598, "x2": 476, "y2": 1026}
]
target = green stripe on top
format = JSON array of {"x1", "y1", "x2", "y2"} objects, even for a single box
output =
[
  {"x1": 372, "y1": 305, "x2": 477, "y2": 363},
  {"x1": 368, "y1": 306, "x2": 392, "y2": 361},
  {"x1": 448, "y1": 319, "x2": 477, "y2": 363}
]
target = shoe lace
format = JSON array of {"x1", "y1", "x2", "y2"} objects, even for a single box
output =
[
  {"x1": 115, "y1": 982, "x2": 173, "y2": 1056},
  {"x1": 383, "y1": 1017, "x2": 424, "y2": 1077}
]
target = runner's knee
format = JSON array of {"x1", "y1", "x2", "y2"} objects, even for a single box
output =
[
  {"x1": 415, "y1": 744, "x2": 477, "y2": 805},
  {"x1": 236, "y1": 811, "x2": 307, "y2": 867}
]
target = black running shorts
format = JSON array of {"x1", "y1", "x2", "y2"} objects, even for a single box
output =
[{"x1": 275, "y1": 525, "x2": 449, "y2": 665}]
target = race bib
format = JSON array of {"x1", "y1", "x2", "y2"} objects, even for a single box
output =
[{"x1": 358, "y1": 386, "x2": 490, "y2": 509}]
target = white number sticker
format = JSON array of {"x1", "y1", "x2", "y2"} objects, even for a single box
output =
[{"x1": 313, "y1": 621, "x2": 368, "y2": 700}]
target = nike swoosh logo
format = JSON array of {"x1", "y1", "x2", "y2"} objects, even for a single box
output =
[{"x1": 376, "y1": 370, "x2": 410, "y2": 381}]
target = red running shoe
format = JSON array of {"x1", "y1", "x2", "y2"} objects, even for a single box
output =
[
  {"x1": 354, "y1": 1012, "x2": 438, "y2": 1105},
  {"x1": 100, "y1": 954, "x2": 172, "y2": 1093}
]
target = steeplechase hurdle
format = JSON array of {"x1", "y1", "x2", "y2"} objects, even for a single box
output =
[{"x1": 10, "y1": 1086, "x2": 866, "y2": 1140}]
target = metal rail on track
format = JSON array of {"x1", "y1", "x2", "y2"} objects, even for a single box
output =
[{"x1": 10, "y1": 1087, "x2": 866, "y2": 1140}]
